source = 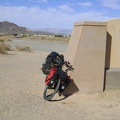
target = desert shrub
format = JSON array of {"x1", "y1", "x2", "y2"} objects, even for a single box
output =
[
  {"x1": 0, "y1": 42, "x2": 11, "y2": 54},
  {"x1": 16, "y1": 46, "x2": 32, "y2": 52},
  {"x1": 0, "y1": 39, "x2": 5, "y2": 42},
  {"x1": 22, "y1": 34, "x2": 27, "y2": 37}
]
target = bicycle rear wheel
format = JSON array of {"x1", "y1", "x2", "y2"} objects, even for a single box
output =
[{"x1": 43, "y1": 79, "x2": 61, "y2": 101}]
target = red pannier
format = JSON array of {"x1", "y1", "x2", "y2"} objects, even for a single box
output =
[{"x1": 45, "y1": 68, "x2": 57, "y2": 85}]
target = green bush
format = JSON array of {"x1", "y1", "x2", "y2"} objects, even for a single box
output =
[
  {"x1": 22, "y1": 34, "x2": 27, "y2": 37},
  {"x1": 54, "y1": 34, "x2": 64, "y2": 37}
]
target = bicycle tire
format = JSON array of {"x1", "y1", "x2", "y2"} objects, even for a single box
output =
[{"x1": 43, "y1": 79, "x2": 61, "y2": 101}]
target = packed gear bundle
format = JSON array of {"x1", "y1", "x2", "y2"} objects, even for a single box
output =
[{"x1": 42, "y1": 51, "x2": 70, "y2": 92}]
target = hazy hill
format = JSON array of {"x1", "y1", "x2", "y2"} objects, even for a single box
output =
[
  {"x1": 0, "y1": 21, "x2": 72, "y2": 35},
  {"x1": 0, "y1": 21, "x2": 33, "y2": 35},
  {"x1": 35, "y1": 28, "x2": 72, "y2": 35}
]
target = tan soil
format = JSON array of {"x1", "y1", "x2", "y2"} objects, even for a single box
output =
[{"x1": 0, "y1": 51, "x2": 120, "y2": 120}]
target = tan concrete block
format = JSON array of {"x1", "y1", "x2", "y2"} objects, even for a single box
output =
[
  {"x1": 106, "y1": 19, "x2": 120, "y2": 68},
  {"x1": 63, "y1": 21, "x2": 107, "y2": 95}
]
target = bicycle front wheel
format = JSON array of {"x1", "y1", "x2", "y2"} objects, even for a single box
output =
[{"x1": 43, "y1": 79, "x2": 61, "y2": 101}]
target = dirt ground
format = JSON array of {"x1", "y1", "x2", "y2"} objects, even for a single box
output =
[{"x1": 0, "y1": 50, "x2": 120, "y2": 120}]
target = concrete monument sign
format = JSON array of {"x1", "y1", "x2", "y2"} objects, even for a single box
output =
[{"x1": 63, "y1": 21, "x2": 107, "y2": 95}]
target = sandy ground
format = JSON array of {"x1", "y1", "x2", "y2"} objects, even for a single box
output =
[{"x1": 0, "y1": 50, "x2": 120, "y2": 120}]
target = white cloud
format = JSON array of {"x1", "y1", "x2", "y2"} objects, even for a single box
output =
[
  {"x1": 58, "y1": 5, "x2": 74, "y2": 12},
  {"x1": 0, "y1": 5, "x2": 110, "y2": 29},
  {"x1": 78, "y1": 2, "x2": 92, "y2": 7},
  {"x1": 100, "y1": 0, "x2": 120, "y2": 9}
]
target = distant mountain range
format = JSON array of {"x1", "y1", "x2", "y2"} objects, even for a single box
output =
[
  {"x1": 0, "y1": 21, "x2": 72, "y2": 35},
  {"x1": 35, "y1": 28, "x2": 72, "y2": 35}
]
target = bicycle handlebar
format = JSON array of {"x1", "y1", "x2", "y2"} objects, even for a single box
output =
[
  {"x1": 64, "y1": 61, "x2": 74, "y2": 71},
  {"x1": 51, "y1": 60, "x2": 74, "y2": 72}
]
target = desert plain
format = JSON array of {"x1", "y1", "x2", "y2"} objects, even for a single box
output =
[{"x1": 0, "y1": 39, "x2": 120, "y2": 120}]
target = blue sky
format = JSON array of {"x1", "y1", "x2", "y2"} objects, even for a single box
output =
[{"x1": 0, "y1": 0, "x2": 120, "y2": 29}]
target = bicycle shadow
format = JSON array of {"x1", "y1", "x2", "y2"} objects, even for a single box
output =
[
  {"x1": 48, "y1": 79, "x2": 79, "y2": 102},
  {"x1": 48, "y1": 96, "x2": 69, "y2": 102},
  {"x1": 62, "y1": 79, "x2": 79, "y2": 96}
]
